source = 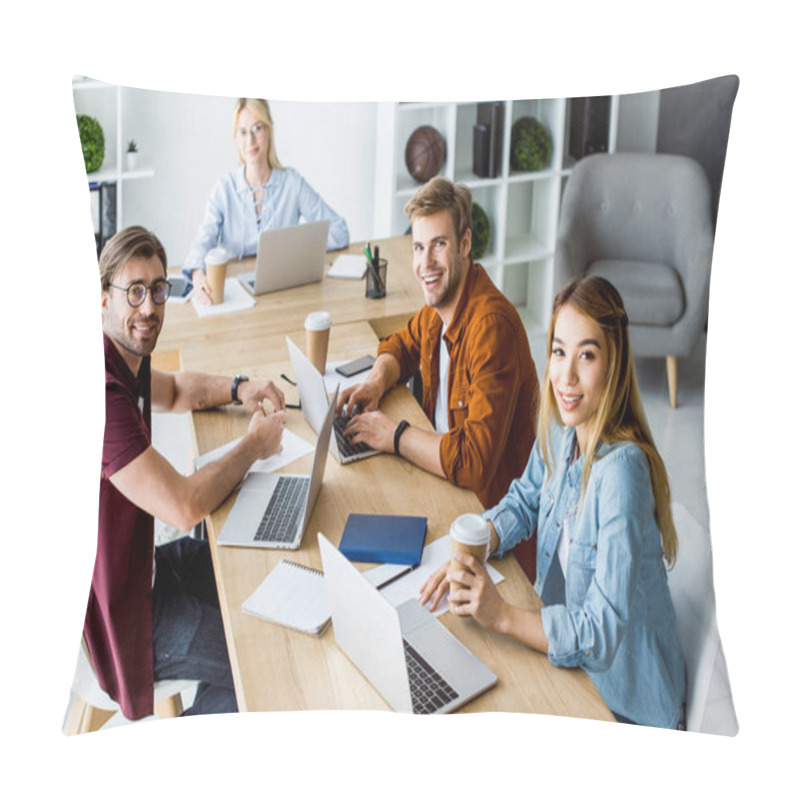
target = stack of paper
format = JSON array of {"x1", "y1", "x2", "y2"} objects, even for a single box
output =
[{"x1": 327, "y1": 254, "x2": 367, "y2": 280}]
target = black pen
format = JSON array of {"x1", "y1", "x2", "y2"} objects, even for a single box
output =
[
  {"x1": 373, "y1": 245, "x2": 384, "y2": 293},
  {"x1": 376, "y1": 564, "x2": 415, "y2": 591}
]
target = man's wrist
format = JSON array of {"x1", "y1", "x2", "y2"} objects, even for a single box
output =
[
  {"x1": 393, "y1": 420, "x2": 411, "y2": 456},
  {"x1": 231, "y1": 375, "x2": 249, "y2": 405}
]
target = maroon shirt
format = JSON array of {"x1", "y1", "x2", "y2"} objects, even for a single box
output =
[{"x1": 83, "y1": 334, "x2": 155, "y2": 720}]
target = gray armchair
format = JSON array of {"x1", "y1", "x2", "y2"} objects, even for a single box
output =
[{"x1": 554, "y1": 152, "x2": 715, "y2": 408}]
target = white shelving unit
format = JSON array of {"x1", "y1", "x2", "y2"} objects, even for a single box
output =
[
  {"x1": 72, "y1": 77, "x2": 155, "y2": 246},
  {"x1": 374, "y1": 97, "x2": 622, "y2": 337}
]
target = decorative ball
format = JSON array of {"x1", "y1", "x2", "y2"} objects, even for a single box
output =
[
  {"x1": 77, "y1": 114, "x2": 105, "y2": 173},
  {"x1": 510, "y1": 116, "x2": 552, "y2": 172},
  {"x1": 405, "y1": 125, "x2": 446, "y2": 183},
  {"x1": 471, "y1": 202, "x2": 490, "y2": 260}
]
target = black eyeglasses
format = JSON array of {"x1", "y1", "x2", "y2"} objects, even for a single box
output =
[{"x1": 109, "y1": 279, "x2": 172, "y2": 307}]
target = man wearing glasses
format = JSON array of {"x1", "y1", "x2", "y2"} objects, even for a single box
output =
[{"x1": 86, "y1": 225, "x2": 285, "y2": 721}]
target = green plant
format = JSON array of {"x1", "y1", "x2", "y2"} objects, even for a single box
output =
[
  {"x1": 510, "y1": 116, "x2": 552, "y2": 172},
  {"x1": 77, "y1": 114, "x2": 105, "y2": 173},
  {"x1": 471, "y1": 202, "x2": 490, "y2": 260},
  {"x1": 127, "y1": 139, "x2": 138, "y2": 153}
]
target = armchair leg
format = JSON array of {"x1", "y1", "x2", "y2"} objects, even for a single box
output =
[{"x1": 666, "y1": 356, "x2": 678, "y2": 409}]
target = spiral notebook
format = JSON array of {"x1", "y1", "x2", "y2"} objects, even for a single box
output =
[{"x1": 242, "y1": 560, "x2": 330, "y2": 635}]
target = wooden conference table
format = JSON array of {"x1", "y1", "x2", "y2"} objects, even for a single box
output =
[{"x1": 156, "y1": 236, "x2": 613, "y2": 720}]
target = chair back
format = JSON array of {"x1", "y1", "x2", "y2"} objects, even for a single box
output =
[
  {"x1": 555, "y1": 153, "x2": 713, "y2": 289},
  {"x1": 668, "y1": 503, "x2": 738, "y2": 735},
  {"x1": 71, "y1": 635, "x2": 196, "y2": 715}
]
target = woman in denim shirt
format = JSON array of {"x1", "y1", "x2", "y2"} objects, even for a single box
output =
[
  {"x1": 421, "y1": 276, "x2": 685, "y2": 729},
  {"x1": 184, "y1": 98, "x2": 349, "y2": 302}
]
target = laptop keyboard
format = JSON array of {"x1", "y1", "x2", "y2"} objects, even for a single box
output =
[
  {"x1": 254, "y1": 476, "x2": 310, "y2": 544},
  {"x1": 334, "y1": 414, "x2": 374, "y2": 459},
  {"x1": 403, "y1": 640, "x2": 459, "y2": 714}
]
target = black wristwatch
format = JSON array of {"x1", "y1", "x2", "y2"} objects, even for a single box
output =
[
  {"x1": 231, "y1": 374, "x2": 249, "y2": 405},
  {"x1": 394, "y1": 420, "x2": 411, "y2": 456}
]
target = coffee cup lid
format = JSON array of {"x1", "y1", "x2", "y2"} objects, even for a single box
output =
[
  {"x1": 305, "y1": 311, "x2": 332, "y2": 331},
  {"x1": 205, "y1": 247, "x2": 228, "y2": 266},
  {"x1": 450, "y1": 513, "x2": 490, "y2": 545}
]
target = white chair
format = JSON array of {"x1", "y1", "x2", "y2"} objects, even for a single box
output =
[
  {"x1": 668, "y1": 503, "x2": 738, "y2": 735},
  {"x1": 64, "y1": 637, "x2": 196, "y2": 735}
]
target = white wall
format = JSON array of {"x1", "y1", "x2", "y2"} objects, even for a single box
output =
[
  {"x1": 77, "y1": 84, "x2": 660, "y2": 268},
  {"x1": 118, "y1": 89, "x2": 377, "y2": 267},
  {"x1": 616, "y1": 89, "x2": 660, "y2": 152}
]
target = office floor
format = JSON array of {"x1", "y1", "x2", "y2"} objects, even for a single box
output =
[{"x1": 79, "y1": 332, "x2": 711, "y2": 733}]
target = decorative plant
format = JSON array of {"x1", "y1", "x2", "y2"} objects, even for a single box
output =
[
  {"x1": 127, "y1": 139, "x2": 138, "y2": 153},
  {"x1": 510, "y1": 116, "x2": 552, "y2": 172},
  {"x1": 471, "y1": 202, "x2": 491, "y2": 260},
  {"x1": 77, "y1": 114, "x2": 105, "y2": 173}
]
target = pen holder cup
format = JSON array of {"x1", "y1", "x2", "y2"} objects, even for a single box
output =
[{"x1": 366, "y1": 259, "x2": 388, "y2": 299}]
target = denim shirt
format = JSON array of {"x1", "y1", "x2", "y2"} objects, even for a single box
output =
[
  {"x1": 182, "y1": 165, "x2": 349, "y2": 281},
  {"x1": 484, "y1": 423, "x2": 685, "y2": 729}
]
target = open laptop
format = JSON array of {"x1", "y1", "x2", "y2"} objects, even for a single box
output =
[
  {"x1": 217, "y1": 387, "x2": 337, "y2": 549},
  {"x1": 318, "y1": 532, "x2": 497, "y2": 714},
  {"x1": 238, "y1": 220, "x2": 330, "y2": 296},
  {"x1": 286, "y1": 335, "x2": 379, "y2": 465}
]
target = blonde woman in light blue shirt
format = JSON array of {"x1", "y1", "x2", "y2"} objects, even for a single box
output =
[{"x1": 184, "y1": 98, "x2": 349, "y2": 302}]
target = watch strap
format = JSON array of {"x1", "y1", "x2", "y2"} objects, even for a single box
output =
[
  {"x1": 231, "y1": 374, "x2": 249, "y2": 405},
  {"x1": 393, "y1": 419, "x2": 411, "y2": 456}
]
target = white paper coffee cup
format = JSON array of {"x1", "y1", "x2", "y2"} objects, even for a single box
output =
[
  {"x1": 305, "y1": 311, "x2": 332, "y2": 374},
  {"x1": 449, "y1": 513, "x2": 491, "y2": 609},
  {"x1": 204, "y1": 247, "x2": 229, "y2": 304}
]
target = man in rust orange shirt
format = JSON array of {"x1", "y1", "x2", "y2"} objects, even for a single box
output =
[{"x1": 341, "y1": 177, "x2": 540, "y2": 512}]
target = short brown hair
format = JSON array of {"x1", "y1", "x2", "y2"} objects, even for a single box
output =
[
  {"x1": 99, "y1": 226, "x2": 167, "y2": 290},
  {"x1": 404, "y1": 177, "x2": 472, "y2": 242}
]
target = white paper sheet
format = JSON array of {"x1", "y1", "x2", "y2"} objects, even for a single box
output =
[
  {"x1": 191, "y1": 277, "x2": 255, "y2": 317},
  {"x1": 193, "y1": 427, "x2": 315, "y2": 474},
  {"x1": 364, "y1": 536, "x2": 505, "y2": 617},
  {"x1": 327, "y1": 254, "x2": 367, "y2": 280}
]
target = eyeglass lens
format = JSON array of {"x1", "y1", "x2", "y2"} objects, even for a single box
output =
[
  {"x1": 127, "y1": 280, "x2": 171, "y2": 306},
  {"x1": 236, "y1": 123, "x2": 266, "y2": 139}
]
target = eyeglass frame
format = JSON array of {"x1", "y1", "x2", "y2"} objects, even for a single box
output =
[
  {"x1": 235, "y1": 122, "x2": 268, "y2": 140},
  {"x1": 108, "y1": 279, "x2": 173, "y2": 308}
]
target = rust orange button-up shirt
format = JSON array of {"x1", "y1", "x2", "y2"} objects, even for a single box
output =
[{"x1": 378, "y1": 262, "x2": 540, "y2": 510}]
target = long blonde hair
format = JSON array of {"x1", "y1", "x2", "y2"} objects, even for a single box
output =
[
  {"x1": 538, "y1": 276, "x2": 677, "y2": 565},
  {"x1": 232, "y1": 98, "x2": 283, "y2": 170}
]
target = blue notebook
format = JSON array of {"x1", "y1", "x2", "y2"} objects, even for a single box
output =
[{"x1": 338, "y1": 514, "x2": 427, "y2": 565}]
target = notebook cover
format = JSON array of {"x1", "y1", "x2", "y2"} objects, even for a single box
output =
[{"x1": 338, "y1": 514, "x2": 427, "y2": 565}]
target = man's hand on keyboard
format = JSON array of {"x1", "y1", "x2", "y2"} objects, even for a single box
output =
[
  {"x1": 337, "y1": 380, "x2": 382, "y2": 418},
  {"x1": 343, "y1": 409, "x2": 396, "y2": 453}
]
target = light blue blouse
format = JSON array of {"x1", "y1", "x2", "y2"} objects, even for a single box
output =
[
  {"x1": 485, "y1": 423, "x2": 686, "y2": 729},
  {"x1": 182, "y1": 165, "x2": 349, "y2": 282}
]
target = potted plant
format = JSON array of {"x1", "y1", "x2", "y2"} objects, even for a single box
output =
[
  {"x1": 77, "y1": 114, "x2": 105, "y2": 174},
  {"x1": 510, "y1": 117, "x2": 552, "y2": 172},
  {"x1": 126, "y1": 140, "x2": 138, "y2": 171}
]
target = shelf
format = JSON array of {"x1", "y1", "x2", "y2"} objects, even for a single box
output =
[
  {"x1": 503, "y1": 235, "x2": 551, "y2": 263},
  {"x1": 86, "y1": 167, "x2": 155, "y2": 184},
  {"x1": 73, "y1": 79, "x2": 156, "y2": 252},
  {"x1": 379, "y1": 96, "x2": 618, "y2": 330}
]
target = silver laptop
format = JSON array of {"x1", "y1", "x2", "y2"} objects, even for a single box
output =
[
  {"x1": 286, "y1": 335, "x2": 379, "y2": 465},
  {"x1": 217, "y1": 387, "x2": 337, "y2": 549},
  {"x1": 318, "y1": 532, "x2": 497, "y2": 714},
  {"x1": 238, "y1": 220, "x2": 330, "y2": 296}
]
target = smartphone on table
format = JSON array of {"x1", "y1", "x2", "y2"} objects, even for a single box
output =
[{"x1": 335, "y1": 355, "x2": 375, "y2": 378}]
